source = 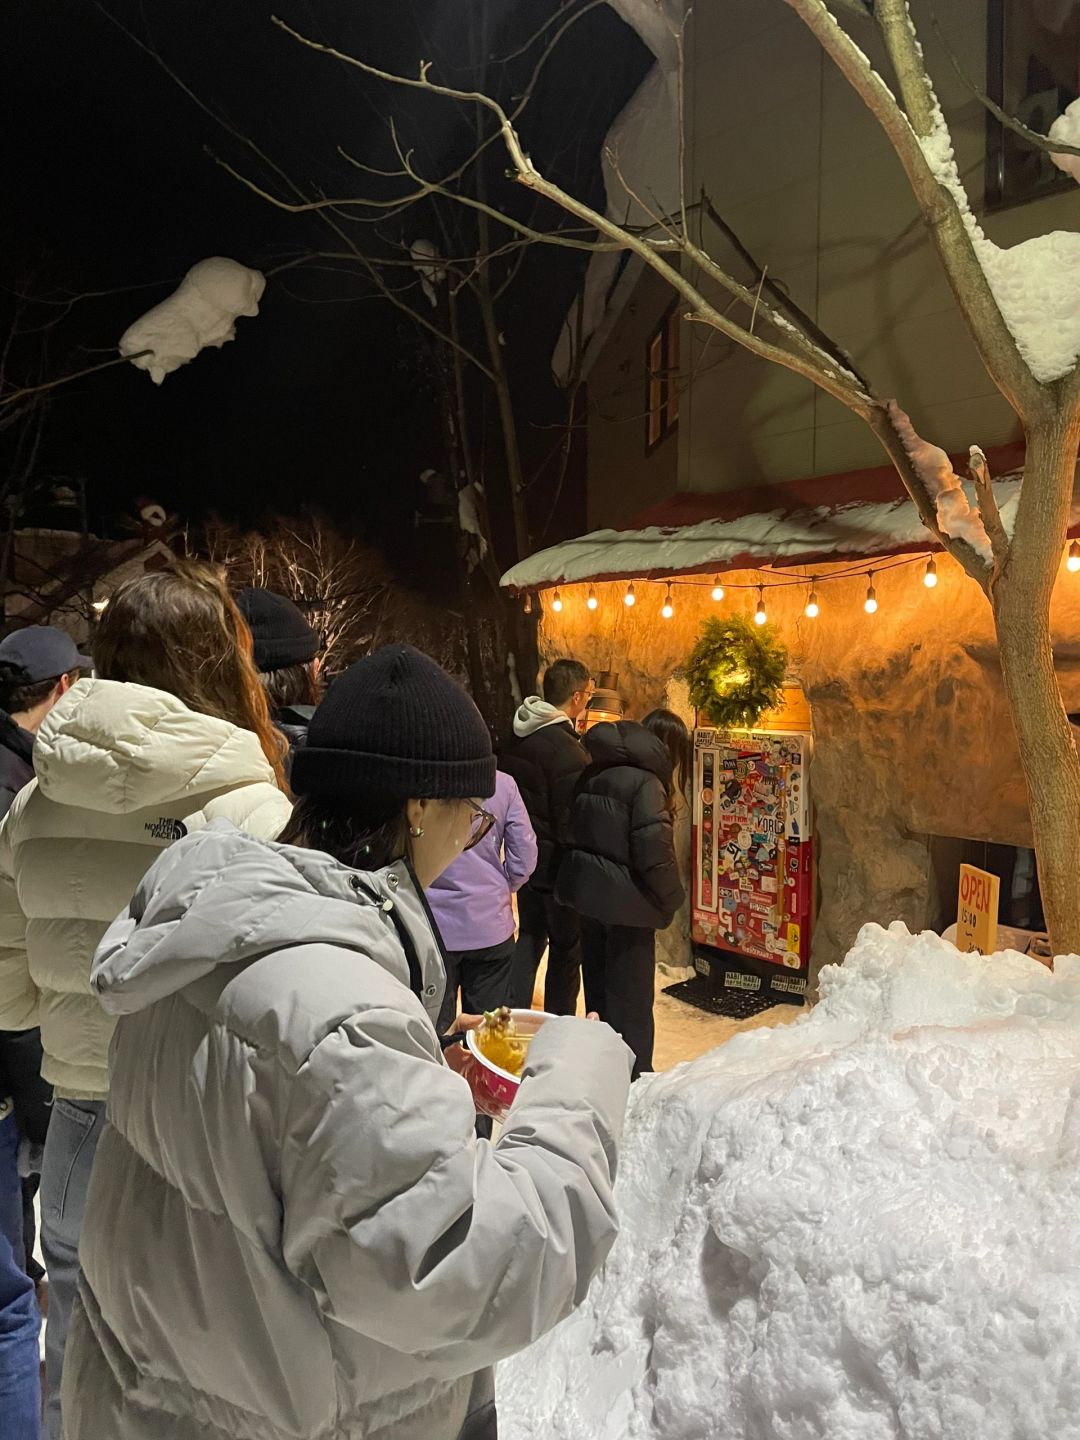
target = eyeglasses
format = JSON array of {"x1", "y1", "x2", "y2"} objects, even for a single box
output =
[{"x1": 464, "y1": 800, "x2": 496, "y2": 852}]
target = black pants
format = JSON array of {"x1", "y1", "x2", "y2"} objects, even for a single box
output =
[
  {"x1": 580, "y1": 919, "x2": 656, "y2": 1079},
  {"x1": 509, "y1": 886, "x2": 581, "y2": 1015},
  {"x1": 437, "y1": 938, "x2": 516, "y2": 1035}
]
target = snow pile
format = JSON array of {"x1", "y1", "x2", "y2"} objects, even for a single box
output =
[
  {"x1": 919, "y1": 112, "x2": 1080, "y2": 384},
  {"x1": 1049, "y1": 98, "x2": 1080, "y2": 183},
  {"x1": 499, "y1": 923, "x2": 1080, "y2": 1439},
  {"x1": 885, "y1": 402, "x2": 993, "y2": 562},
  {"x1": 120, "y1": 257, "x2": 266, "y2": 384}
]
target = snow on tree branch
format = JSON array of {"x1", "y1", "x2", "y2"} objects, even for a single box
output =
[
  {"x1": 885, "y1": 402, "x2": 993, "y2": 566},
  {"x1": 1050, "y1": 99, "x2": 1080, "y2": 182},
  {"x1": 119, "y1": 258, "x2": 265, "y2": 384},
  {"x1": 918, "y1": 110, "x2": 1080, "y2": 386}
]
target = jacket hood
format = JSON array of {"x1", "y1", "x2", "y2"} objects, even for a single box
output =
[
  {"x1": 34, "y1": 678, "x2": 278, "y2": 815},
  {"x1": 584, "y1": 720, "x2": 673, "y2": 789},
  {"x1": 92, "y1": 822, "x2": 431, "y2": 1016},
  {"x1": 513, "y1": 695, "x2": 575, "y2": 738}
]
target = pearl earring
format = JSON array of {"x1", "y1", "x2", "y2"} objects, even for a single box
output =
[{"x1": 409, "y1": 825, "x2": 425, "y2": 838}]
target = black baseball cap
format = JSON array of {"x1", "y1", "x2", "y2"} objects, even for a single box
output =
[{"x1": 0, "y1": 626, "x2": 91, "y2": 683}]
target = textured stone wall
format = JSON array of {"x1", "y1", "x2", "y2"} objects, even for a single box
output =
[{"x1": 535, "y1": 554, "x2": 1080, "y2": 983}]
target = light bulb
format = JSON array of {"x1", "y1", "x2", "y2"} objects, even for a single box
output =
[
  {"x1": 924, "y1": 557, "x2": 938, "y2": 588},
  {"x1": 805, "y1": 591, "x2": 819, "y2": 619},
  {"x1": 661, "y1": 583, "x2": 674, "y2": 620},
  {"x1": 624, "y1": 583, "x2": 636, "y2": 607},
  {"x1": 754, "y1": 588, "x2": 767, "y2": 626},
  {"x1": 522, "y1": 592, "x2": 533, "y2": 615},
  {"x1": 587, "y1": 587, "x2": 598, "y2": 611},
  {"x1": 864, "y1": 577, "x2": 878, "y2": 614},
  {"x1": 551, "y1": 590, "x2": 563, "y2": 613},
  {"x1": 1068, "y1": 541, "x2": 1080, "y2": 573},
  {"x1": 711, "y1": 576, "x2": 725, "y2": 602}
]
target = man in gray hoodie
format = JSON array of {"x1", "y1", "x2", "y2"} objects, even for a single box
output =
[{"x1": 500, "y1": 659, "x2": 592, "y2": 1014}]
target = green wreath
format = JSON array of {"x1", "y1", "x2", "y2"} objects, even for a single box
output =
[{"x1": 684, "y1": 614, "x2": 788, "y2": 730}]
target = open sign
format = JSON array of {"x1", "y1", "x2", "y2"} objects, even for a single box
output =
[{"x1": 955, "y1": 863, "x2": 1000, "y2": 955}]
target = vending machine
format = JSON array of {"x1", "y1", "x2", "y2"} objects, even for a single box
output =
[{"x1": 690, "y1": 726, "x2": 813, "y2": 1006}]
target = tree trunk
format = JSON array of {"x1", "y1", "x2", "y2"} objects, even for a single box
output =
[
  {"x1": 474, "y1": 264, "x2": 531, "y2": 564},
  {"x1": 993, "y1": 414, "x2": 1080, "y2": 956}
]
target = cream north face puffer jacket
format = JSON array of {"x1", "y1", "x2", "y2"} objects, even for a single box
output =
[{"x1": 0, "y1": 678, "x2": 291, "y2": 1097}]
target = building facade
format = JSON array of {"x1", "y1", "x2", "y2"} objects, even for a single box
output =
[{"x1": 507, "y1": 0, "x2": 1080, "y2": 981}]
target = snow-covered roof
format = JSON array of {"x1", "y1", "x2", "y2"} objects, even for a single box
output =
[{"x1": 501, "y1": 458, "x2": 1039, "y2": 590}]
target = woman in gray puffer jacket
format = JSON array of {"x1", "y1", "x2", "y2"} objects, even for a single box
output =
[{"x1": 63, "y1": 645, "x2": 633, "y2": 1440}]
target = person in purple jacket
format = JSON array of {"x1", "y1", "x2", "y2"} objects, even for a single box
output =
[{"x1": 428, "y1": 770, "x2": 538, "y2": 1037}]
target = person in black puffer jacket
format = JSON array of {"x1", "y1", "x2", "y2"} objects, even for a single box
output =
[
  {"x1": 500, "y1": 660, "x2": 591, "y2": 1014},
  {"x1": 237, "y1": 588, "x2": 322, "y2": 776},
  {"x1": 557, "y1": 719, "x2": 685, "y2": 1077}
]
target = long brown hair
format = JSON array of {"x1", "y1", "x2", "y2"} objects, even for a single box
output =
[
  {"x1": 94, "y1": 561, "x2": 288, "y2": 790},
  {"x1": 642, "y1": 708, "x2": 692, "y2": 800}
]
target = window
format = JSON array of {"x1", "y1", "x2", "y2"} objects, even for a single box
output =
[
  {"x1": 986, "y1": 0, "x2": 1080, "y2": 211},
  {"x1": 645, "y1": 307, "x2": 680, "y2": 451}
]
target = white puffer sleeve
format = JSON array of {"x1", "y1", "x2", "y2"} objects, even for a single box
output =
[
  {"x1": 281, "y1": 1004, "x2": 632, "y2": 1376},
  {"x1": 0, "y1": 789, "x2": 36, "y2": 1030},
  {"x1": 200, "y1": 782, "x2": 292, "y2": 841}
]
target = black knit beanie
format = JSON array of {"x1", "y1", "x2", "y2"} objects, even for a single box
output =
[
  {"x1": 237, "y1": 588, "x2": 319, "y2": 672},
  {"x1": 291, "y1": 644, "x2": 496, "y2": 804}
]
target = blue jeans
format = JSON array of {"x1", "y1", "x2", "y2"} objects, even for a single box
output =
[
  {"x1": 0, "y1": 1110, "x2": 40, "y2": 1439},
  {"x1": 40, "y1": 1098, "x2": 104, "y2": 1440}
]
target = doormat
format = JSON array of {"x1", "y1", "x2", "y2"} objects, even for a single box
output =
[{"x1": 662, "y1": 975, "x2": 780, "y2": 1020}]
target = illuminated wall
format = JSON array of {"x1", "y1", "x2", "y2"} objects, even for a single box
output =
[{"x1": 534, "y1": 551, "x2": 1080, "y2": 979}]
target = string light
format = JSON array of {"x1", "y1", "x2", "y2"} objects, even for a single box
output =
[
  {"x1": 537, "y1": 552, "x2": 939, "y2": 626},
  {"x1": 1068, "y1": 541, "x2": 1080, "y2": 573},
  {"x1": 522, "y1": 592, "x2": 533, "y2": 615}
]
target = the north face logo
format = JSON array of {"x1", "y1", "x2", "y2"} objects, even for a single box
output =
[{"x1": 144, "y1": 817, "x2": 188, "y2": 842}]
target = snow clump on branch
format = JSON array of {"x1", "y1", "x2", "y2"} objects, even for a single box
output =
[
  {"x1": 120, "y1": 258, "x2": 266, "y2": 385},
  {"x1": 918, "y1": 108, "x2": 1080, "y2": 384},
  {"x1": 886, "y1": 402, "x2": 993, "y2": 563},
  {"x1": 1049, "y1": 98, "x2": 1080, "y2": 183}
]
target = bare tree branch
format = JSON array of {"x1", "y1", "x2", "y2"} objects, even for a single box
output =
[
  {"x1": 268, "y1": 18, "x2": 882, "y2": 416},
  {"x1": 700, "y1": 192, "x2": 872, "y2": 391},
  {"x1": 968, "y1": 443, "x2": 1009, "y2": 576},
  {"x1": 0, "y1": 350, "x2": 151, "y2": 408}
]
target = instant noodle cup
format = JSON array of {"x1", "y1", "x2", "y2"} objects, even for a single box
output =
[{"x1": 465, "y1": 1009, "x2": 555, "y2": 1119}]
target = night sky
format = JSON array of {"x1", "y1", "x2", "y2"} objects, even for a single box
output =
[{"x1": 2, "y1": 2, "x2": 649, "y2": 576}]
